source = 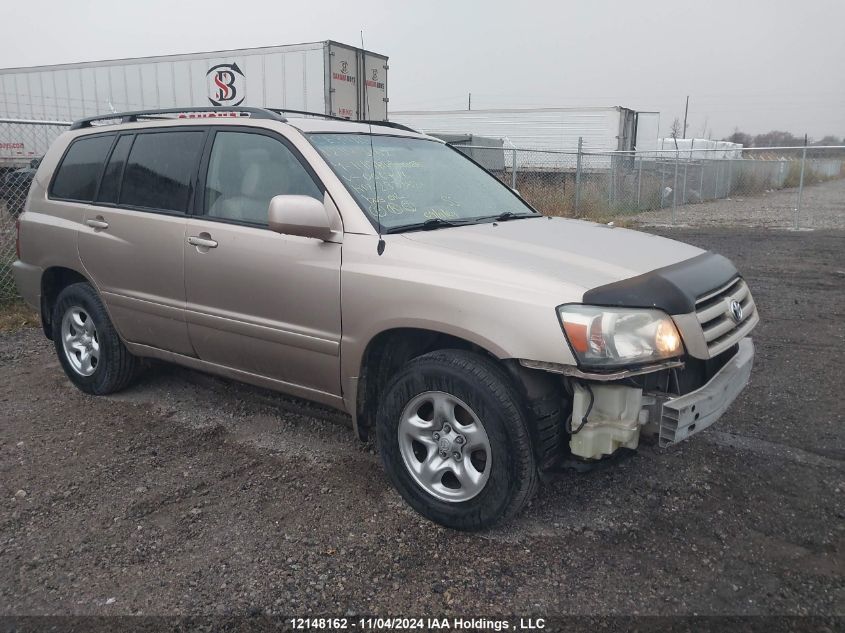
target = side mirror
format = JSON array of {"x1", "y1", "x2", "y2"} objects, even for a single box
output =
[{"x1": 268, "y1": 195, "x2": 336, "y2": 241}]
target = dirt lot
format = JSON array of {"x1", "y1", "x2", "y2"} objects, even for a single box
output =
[{"x1": 1, "y1": 227, "x2": 843, "y2": 618}]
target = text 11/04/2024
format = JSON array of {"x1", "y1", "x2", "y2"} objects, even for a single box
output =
[{"x1": 289, "y1": 617, "x2": 547, "y2": 630}]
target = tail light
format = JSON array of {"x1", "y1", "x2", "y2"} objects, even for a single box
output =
[{"x1": 15, "y1": 218, "x2": 21, "y2": 260}]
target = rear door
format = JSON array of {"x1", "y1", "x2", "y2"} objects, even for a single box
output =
[
  {"x1": 361, "y1": 52, "x2": 388, "y2": 121},
  {"x1": 183, "y1": 127, "x2": 342, "y2": 399},
  {"x1": 328, "y1": 42, "x2": 359, "y2": 120},
  {"x1": 75, "y1": 127, "x2": 207, "y2": 355}
]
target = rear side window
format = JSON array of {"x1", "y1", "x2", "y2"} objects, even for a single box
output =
[
  {"x1": 51, "y1": 135, "x2": 114, "y2": 201},
  {"x1": 96, "y1": 135, "x2": 133, "y2": 204},
  {"x1": 119, "y1": 131, "x2": 205, "y2": 212}
]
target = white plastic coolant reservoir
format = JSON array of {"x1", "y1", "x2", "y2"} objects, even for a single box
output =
[{"x1": 569, "y1": 383, "x2": 643, "y2": 460}]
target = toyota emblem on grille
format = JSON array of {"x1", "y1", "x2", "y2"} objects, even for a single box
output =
[{"x1": 729, "y1": 300, "x2": 744, "y2": 323}]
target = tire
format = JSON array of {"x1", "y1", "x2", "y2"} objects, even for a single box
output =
[
  {"x1": 377, "y1": 349, "x2": 539, "y2": 530},
  {"x1": 52, "y1": 282, "x2": 138, "y2": 395}
]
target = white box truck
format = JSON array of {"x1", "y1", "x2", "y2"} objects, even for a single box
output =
[{"x1": 0, "y1": 40, "x2": 388, "y2": 124}]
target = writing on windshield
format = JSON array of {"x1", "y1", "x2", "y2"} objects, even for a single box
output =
[{"x1": 308, "y1": 133, "x2": 533, "y2": 229}]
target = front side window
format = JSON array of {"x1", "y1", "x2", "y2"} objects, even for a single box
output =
[
  {"x1": 120, "y1": 131, "x2": 205, "y2": 212},
  {"x1": 204, "y1": 131, "x2": 322, "y2": 225},
  {"x1": 51, "y1": 134, "x2": 114, "y2": 201},
  {"x1": 308, "y1": 133, "x2": 537, "y2": 231}
]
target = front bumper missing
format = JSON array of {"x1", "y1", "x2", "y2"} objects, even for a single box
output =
[
  {"x1": 564, "y1": 337, "x2": 754, "y2": 460},
  {"x1": 651, "y1": 337, "x2": 754, "y2": 447}
]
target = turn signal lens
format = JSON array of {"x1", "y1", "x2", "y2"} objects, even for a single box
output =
[
  {"x1": 655, "y1": 318, "x2": 681, "y2": 355},
  {"x1": 563, "y1": 322, "x2": 588, "y2": 353}
]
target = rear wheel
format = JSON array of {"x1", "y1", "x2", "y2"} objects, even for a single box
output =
[
  {"x1": 377, "y1": 349, "x2": 538, "y2": 530},
  {"x1": 52, "y1": 282, "x2": 138, "y2": 395}
]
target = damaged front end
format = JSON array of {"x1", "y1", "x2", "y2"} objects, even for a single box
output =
[
  {"x1": 552, "y1": 338, "x2": 754, "y2": 460},
  {"x1": 522, "y1": 252, "x2": 759, "y2": 463}
]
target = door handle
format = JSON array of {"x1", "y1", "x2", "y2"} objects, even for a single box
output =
[
  {"x1": 85, "y1": 217, "x2": 109, "y2": 230},
  {"x1": 187, "y1": 235, "x2": 218, "y2": 249}
]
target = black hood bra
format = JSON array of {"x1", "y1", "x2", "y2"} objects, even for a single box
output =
[{"x1": 582, "y1": 252, "x2": 739, "y2": 314}]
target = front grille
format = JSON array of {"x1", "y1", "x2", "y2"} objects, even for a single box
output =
[{"x1": 695, "y1": 277, "x2": 757, "y2": 356}]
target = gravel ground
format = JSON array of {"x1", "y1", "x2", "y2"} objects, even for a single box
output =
[
  {"x1": 631, "y1": 178, "x2": 845, "y2": 229},
  {"x1": 1, "y1": 227, "x2": 843, "y2": 618}
]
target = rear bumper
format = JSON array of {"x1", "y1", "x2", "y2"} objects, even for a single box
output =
[
  {"x1": 11, "y1": 260, "x2": 43, "y2": 310},
  {"x1": 656, "y1": 337, "x2": 754, "y2": 447}
]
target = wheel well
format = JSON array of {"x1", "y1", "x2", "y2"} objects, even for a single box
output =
[
  {"x1": 355, "y1": 328, "x2": 485, "y2": 441},
  {"x1": 355, "y1": 327, "x2": 566, "y2": 469},
  {"x1": 40, "y1": 267, "x2": 89, "y2": 338}
]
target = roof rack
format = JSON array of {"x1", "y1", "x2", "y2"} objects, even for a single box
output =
[
  {"x1": 68, "y1": 106, "x2": 421, "y2": 134},
  {"x1": 265, "y1": 108, "x2": 349, "y2": 122},
  {"x1": 265, "y1": 108, "x2": 420, "y2": 133},
  {"x1": 69, "y1": 107, "x2": 286, "y2": 130},
  {"x1": 360, "y1": 120, "x2": 419, "y2": 134},
  {"x1": 356, "y1": 120, "x2": 421, "y2": 134}
]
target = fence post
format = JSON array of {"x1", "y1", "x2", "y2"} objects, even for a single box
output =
[
  {"x1": 728, "y1": 154, "x2": 734, "y2": 196},
  {"x1": 574, "y1": 136, "x2": 583, "y2": 214},
  {"x1": 636, "y1": 155, "x2": 643, "y2": 209},
  {"x1": 794, "y1": 145, "x2": 807, "y2": 230},
  {"x1": 672, "y1": 150, "x2": 679, "y2": 224},
  {"x1": 714, "y1": 160, "x2": 719, "y2": 199},
  {"x1": 511, "y1": 147, "x2": 517, "y2": 190},
  {"x1": 683, "y1": 140, "x2": 692, "y2": 204}
]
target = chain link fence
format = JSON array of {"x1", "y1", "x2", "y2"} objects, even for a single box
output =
[
  {"x1": 2, "y1": 116, "x2": 844, "y2": 302},
  {"x1": 1, "y1": 118, "x2": 71, "y2": 302},
  {"x1": 460, "y1": 143, "x2": 845, "y2": 229}
]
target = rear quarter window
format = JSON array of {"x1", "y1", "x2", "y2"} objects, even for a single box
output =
[{"x1": 50, "y1": 135, "x2": 115, "y2": 202}]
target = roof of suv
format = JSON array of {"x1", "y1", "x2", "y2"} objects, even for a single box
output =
[{"x1": 67, "y1": 107, "x2": 432, "y2": 140}]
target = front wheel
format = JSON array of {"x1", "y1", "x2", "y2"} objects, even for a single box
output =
[{"x1": 377, "y1": 350, "x2": 538, "y2": 530}]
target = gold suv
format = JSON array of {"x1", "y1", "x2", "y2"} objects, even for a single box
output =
[{"x1": 13, "y1": 107, "x2": 758, "y2": 530}]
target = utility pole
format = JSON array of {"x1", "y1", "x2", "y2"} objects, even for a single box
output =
[
  {"x1": 682, "y1": 95, "x2": 689, "y2": 139},
  {"x1": 468, "y1": 92, "x2": 471, "y2": 111}
]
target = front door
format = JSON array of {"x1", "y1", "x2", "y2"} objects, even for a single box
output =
[{"x1": 184, "y1": 128, "x2": 342, "y2": 399}]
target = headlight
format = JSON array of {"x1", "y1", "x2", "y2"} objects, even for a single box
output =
[{"x1": 557, "y1": 305, "x2": 682, "y2": 368}]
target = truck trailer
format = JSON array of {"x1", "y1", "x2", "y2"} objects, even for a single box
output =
[
  {"x1": 391, "y1": 107, "x2": 660, "y2": 171},
  {"x1": 0, "y1": 40, "x2": 389, "y2": 123}
]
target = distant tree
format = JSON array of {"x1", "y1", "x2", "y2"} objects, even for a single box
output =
[
  {"x1": 752, "y1": 130, "x2": 801, "y2": 148},
  {"x1": 725, "y1": 128, "x2": 753, "y2": 146},
  {"x1": 669, "y1": 118, "x2": 683, "y2": 140},
  {"x1": 809, "y1": 135, "x2": 843, "y2": 157}
]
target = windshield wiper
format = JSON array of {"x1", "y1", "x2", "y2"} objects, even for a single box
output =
[
  {"x1": 474, "y1": 211, "x2": 540, "y2": 223},
  {"x1": 385, "y1": 218, "x2": 472, "y2": 234}
]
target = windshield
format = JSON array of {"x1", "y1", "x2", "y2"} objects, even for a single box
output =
[{"x1": 308, "y1": 133, "x2": 538, "y2": 231}]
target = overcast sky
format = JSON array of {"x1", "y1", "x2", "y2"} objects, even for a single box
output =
[{"x1": 2, "y1": 0, "x2": 843, "y2": 139}]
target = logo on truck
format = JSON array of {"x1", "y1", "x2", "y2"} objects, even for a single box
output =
[
  {"x1": 365, "y1": 68, "x2": 384, "y2": 90},
  {"x1": 206, "y1": 63, "x2": 245, "y2": 107},
  {"x1": 332, "y1": 58, "x2": 356, "y2": 85}
]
